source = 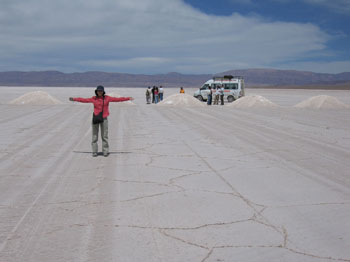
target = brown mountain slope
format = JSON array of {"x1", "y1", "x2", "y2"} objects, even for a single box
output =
[{"x1": 0, "y1": 69, "x2": 349, "y2": 87}]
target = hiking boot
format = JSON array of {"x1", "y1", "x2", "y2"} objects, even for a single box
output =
[
  {"x1": 103, "y1": 152, "x2": 109, "y2": 157},
  {"x1": 92, "y1": 153, "x2": 98, "y2": 157}
]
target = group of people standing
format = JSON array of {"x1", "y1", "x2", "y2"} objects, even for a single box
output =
[
  {"x1": 145, "y1": 86, "x2": 186, "y2": 104},
  {"x1": 146, "y1": 86, "x2": 164, "y2": 104},
  {"x1": 207, "y1": 86, "x2": 225, "y2": 106}
]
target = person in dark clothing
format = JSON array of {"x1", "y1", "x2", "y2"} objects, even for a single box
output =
[{"x1": 151, "y1": 86, "x2": 155, "y2": 103}]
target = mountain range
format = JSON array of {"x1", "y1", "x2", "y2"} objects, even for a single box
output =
[{"x1": 0, "y1": 69, "x2": 350, "y2": 88}]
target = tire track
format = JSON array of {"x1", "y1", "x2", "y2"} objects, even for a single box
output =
[
  {"x1": 0, "y1": 106, "x2": 98, "y2": 261},
  {"x1": 170, "y1": 107, "x2": 350, "y2": 189}
]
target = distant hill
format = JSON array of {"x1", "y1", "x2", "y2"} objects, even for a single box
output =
[
  {"x1": 0, "y1": 71, "x2": 211, "y2": 88},
  {"x1": 220, "y1": 69, "x2": 350, "y2": 86},
  {"x1": 0, "y1": 69, "x2": 350, "y2": 88}
]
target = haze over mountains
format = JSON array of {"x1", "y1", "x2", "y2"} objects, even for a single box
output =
[{"x1": 0, "y1": 69, "x2": 350, "y2": 88}]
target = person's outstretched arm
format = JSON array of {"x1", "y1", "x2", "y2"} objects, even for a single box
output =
[
  {"x1": 108, "y1": 96, "x2": 134, "y2": 102},
  {"x1": 69, "y1": 97, "x2": 95, "y2": 103}
]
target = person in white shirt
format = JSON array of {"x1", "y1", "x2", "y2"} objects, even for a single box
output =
[
  {"x1": 213, "y1": 87, "x2": 219, "y2": 105},
  {"x1": 220, "y1": 85, "x2": 225, "y2": 105},
  {"x1": 159, "y1": 85, "x2": 164, "y2": 101}
]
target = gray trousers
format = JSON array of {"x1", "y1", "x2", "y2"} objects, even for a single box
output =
[
  {"x1": 146, "y1": 95, "x2": 151, "y2": 104},
  {"x1": 92, "y1": 118, "x2": 109, "y2": 154},
  {"x1": 213, "y1": 94, "x2": 219, "y2": 105}
]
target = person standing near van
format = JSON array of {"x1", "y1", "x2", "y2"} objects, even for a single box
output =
[
  {"x1": 207, "y1": 86, "x2": 212, "y2": 105},
  {"x1": 159, "y1": 85, "x2": 164, "y2": 101},
  {"x1": 213, "y1": 87, "x2": 219, "y2": 105},
  {"x1": 146, "y1": 87, "x2": 151, "y2": 104},
  {"x1": 220, "y1": 85, "x2": 225, "y2": 105},
  {"x1": 69, "y1": 85, "x2": 134, "y2": 157}
]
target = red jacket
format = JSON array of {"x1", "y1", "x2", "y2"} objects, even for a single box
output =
[{"x1": 73, "y1": 95, "x2": 131, "y2": 118}]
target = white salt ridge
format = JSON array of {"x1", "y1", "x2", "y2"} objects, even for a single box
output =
[
  {"x1": 295, "y1": 95, "x2": 349, "y2": 109},
  {"x1": 229, "y1": 95, "x2": 277, "y2": 108},
  {"x1": 107, "y1": 92, "x2": 135, "y2": 105},
  {"x1": 9, "y1": 91, "x2": 63, "y2": 105},
  {"x1": 158, "y1": 94, "x2": 205, "y2": 107}
]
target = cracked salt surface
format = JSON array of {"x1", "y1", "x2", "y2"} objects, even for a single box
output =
[{"x1": 0, "y1": 87, "x2": 350, "y2": 262}]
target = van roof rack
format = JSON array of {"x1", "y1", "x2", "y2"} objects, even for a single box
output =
[{"x1": 213, "y1": 75, "x2": 243, "y2": 80}]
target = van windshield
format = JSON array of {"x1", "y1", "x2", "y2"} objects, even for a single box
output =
[
  {"x1": 211, "y1": 84, "x2": 222, "y2": 89},
  {"x1": 200, "y1": 84, "x2": 209, "y2": 90}
]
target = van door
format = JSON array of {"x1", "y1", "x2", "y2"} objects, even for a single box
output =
[
  {"x1": 200, "y1": 84, "x2": 210, "y2": 100},
  {"x1": 224, "y1": 83, "x2": 239, "y2": 102}
]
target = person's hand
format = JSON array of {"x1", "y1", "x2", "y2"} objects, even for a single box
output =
[
  {"x1": 69, "y1": 97, "x2": 74, "y2": 101},
  {"x1": 129, "y1": 97, "x2": 134, "y2": 101}
]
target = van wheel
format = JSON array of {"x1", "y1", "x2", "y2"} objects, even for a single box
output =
[
  {"x1": 197, "y1": 95, "x2": 203, "y2": 101},
  {"x1": 227, "y1": 96, "x2": 235, "y2": 103}
]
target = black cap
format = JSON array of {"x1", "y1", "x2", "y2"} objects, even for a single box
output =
[{"x1": 95, "y1": 85, "x2": 105, "y2": 96}]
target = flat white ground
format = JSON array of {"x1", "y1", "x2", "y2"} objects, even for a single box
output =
[{"x1": 0, "y1": 87, "x2": 349, "y2": 262}]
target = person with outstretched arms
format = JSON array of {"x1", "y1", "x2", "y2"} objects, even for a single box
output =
[{"x1": 69, "y1": 85, "x2": 134, "y2": 157}]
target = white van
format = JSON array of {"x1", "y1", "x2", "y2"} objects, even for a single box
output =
[{"x1": 194, "y1": 75, "x2": 245, "y2": 103}]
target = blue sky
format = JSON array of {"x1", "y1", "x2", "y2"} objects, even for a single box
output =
[
  {"x1": 0, "y1": 0, "x2": 349, "y2": 74},
  {"x1": 184, "y1": 0, "x2": 350, "y2": 64}
]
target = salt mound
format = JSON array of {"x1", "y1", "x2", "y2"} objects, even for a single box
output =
[
  {"x1": 107, "y1": 92, "x2": 135, "y2": 106},
  {"x1": 9, "y1": 91, "x2": 63, "y2": 105},
  {"x1": 158, "y1": 94, "x2": 205, "y2": 107},
  {"x1": 229, "y1": 95, "x2": 277, "y2": 108},
  {"x1": 295, "y1": 95, "x2": 349, "y2": 109}
]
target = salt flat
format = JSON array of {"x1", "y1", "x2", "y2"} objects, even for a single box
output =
[{"x1": 0, "y1": 87, "x2": 349, "y2": 262}]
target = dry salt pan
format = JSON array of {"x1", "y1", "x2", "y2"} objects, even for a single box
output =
[
  {"x1": 107, "y1": 92, "x2": 122, "y2": 97},
  {"x1": 9, "y1": 91, "x2": 63, "y2": 105},
  {"x1": 158, "y1": 94, "x2": 205, "y2": 107},
  {"x1": 228, "y1": 95, "x2": 277, "y2": 108},
  {"x1": 295, "y1": 95, "x2": 349, "y2": 109}
]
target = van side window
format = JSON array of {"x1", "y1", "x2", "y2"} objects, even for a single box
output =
[{"x1": 224, "y1": 83, "x2": 238, "y2": 89}]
